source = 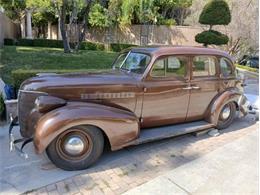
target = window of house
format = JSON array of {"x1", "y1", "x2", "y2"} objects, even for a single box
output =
[
  {"x1": 193, "y1": 56, "x2": 216, "y2": 77},
  {"x1": 220, "y1": 57, "x2": 233, "y2": 77},
  {"x1": 151, "y1": 56, "x2": 187, "y2": 79}
]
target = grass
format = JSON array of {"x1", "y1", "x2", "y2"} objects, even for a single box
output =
[
  {"x1": 235, "y1": 64, "x2": 259, "y2": 73},
  {"x1": 0, "y1": 46, "x2": 118, "y2": 84}
]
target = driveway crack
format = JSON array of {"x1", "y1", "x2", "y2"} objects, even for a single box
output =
[{"x1": 166, "y1": 177, "x2": 191, "y2": 195}]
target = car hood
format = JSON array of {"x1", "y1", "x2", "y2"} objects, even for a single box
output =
[{"x1": 20, "y1": 70, "x2": 139, "y2": 93}]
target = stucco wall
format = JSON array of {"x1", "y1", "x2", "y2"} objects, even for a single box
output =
[
  {"x1": 84, "y1": 25, "x2": 204, "y2": 46},
  {"x1": 47, "y1": 24, "x2": 204, "y2": 46},
  {"x1": 0, "y1": 12, "x2": 20, "y2": 47}
]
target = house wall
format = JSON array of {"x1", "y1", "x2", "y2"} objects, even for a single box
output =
[{"x1": 0, "y1": 12, "x2": 20, "y2": 47}]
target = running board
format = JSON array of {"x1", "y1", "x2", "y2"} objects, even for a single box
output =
[{"x1": 127, "y1": 121, "x2": 215, "y2": 146}]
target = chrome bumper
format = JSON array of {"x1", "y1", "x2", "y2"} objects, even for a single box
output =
[
  {"x1": 238, "y1": 94, "x2": 258, "y2": 118},
  {"x1": 9, "y1": 116, "x2": 33, "y2": 159}
]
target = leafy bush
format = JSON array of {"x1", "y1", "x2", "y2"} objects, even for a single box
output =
[
  {"x1": 0, "y1": 93, "x2": 4, "y2": 118},
  {"x1": 11, "y1": 69, "x2": 106, "y2": 90},
  {"x1": 195, "y1": 30, "x2": 229, "y2": 46},
  {"x1": 157, "y1": 18, "x2": 176, "y2": 26},
  {"x1": 236, "y1": 64, "x2": 259, "y2": 73},
  {"x1": 33, "y1": 39, "x2": 64, "y2": 48},
  {"x1": 199, "y1": 0, "x2": 231, "y2": 25},
  {"x1": 110, "y1": 43, "x2": 137, "y2": 52},
  {"x1": 80, "y1": 41, "x2": 105, "y2": 51},
  {"x1": 17, "y1": 38, "x2": 34, "y2": 46},
  {"x1": 4, "y1": 38, "x2": 15, "y2": 45},
  {"x1": 89, "y1": 3, "x2": 111, "y2": 28}
]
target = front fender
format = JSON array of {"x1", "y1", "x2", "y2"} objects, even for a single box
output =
[
  {"x1": 206, "y1": 89, "x2": 248, "y2": 125},
  {"x1": 34, "y1": 102, "x2": 139, "y2": 153}
]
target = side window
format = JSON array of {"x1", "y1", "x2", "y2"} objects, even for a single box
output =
[
  {"x1": 220, "y1": 58, "x2": 233, "y2": 77},
  {"x1": 193, "y1": 56, "x2": 216, "y2": 77},
  {"x1": 151, "y1": 58, "x2": 165, "y2": 77},
  {"x1": 151, "y1": 56, "x2": 187, "y2": 79}
]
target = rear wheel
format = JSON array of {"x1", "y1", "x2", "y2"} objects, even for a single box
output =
[
  {"x1": 46, "y1": 125, "x2": 104, "y2": 171},
  {"x1": 217, "y1": 102, "x2": 236, "y2": 130}
]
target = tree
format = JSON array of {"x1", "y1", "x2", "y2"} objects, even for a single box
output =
[
  {"x1": 154, "y1": 0, "x2": 192, "y2": 25},
  {"x1": 89, "y1": 3, "x2": 110, "y2": 28},
  {"x1": 195, "y1": 0, "x2": 231, "y2": 47}
]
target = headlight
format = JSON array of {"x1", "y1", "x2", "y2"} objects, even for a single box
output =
[{"x1": 35, "y1": 96, "x2": 66, "y2": 113}]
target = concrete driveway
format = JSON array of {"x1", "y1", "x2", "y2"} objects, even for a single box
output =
[{"x1": 0, "y1": 70, "x2": 258, "y2": 195}]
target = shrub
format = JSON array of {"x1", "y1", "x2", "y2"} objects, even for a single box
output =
[
  {"x1": 17, "y1": 38, "x2": 34, "y2": 46},
  {"x1": 80, "y1": 41, "x2": 105, "y2": 51},
  {"x1": 33, "y1": 39, "x2": 64, "y2": 48},
  {"x1": 4, "y1": 38, "x2": 15, "y2": 45},
  {"x1": 195, "y1": 0, "x2": 231, "y2": 47},
  {"x1": 0, "y1": 93, "x2": 4, "y2": 118},
  {"x1": 236, "y1": 64, "x2": 259, "y2": 73},
  {"x1": 157, "y1": 18, "x2": 176, "y2": 26},
  {"x1": 199, "y1": 0, "x2": 231, "y2": 25},
  {"x1": 195, "y1": 30, "x2": 229, "y2": 46},
  {"x1": 110, "y1": 43, "x2": 137, "y2": 52}
]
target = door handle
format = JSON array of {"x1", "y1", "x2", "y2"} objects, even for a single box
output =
[
  {"x1": 182, "y1": 86, "x2": 192, "y2": 90},
  {"x1": 192, "y1": 86, "x2": 200, "y2": 90}
]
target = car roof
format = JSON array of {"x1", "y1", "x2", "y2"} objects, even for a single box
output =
[{"x1": 127, "y1": 45, "x2": 233, "y2": 60}]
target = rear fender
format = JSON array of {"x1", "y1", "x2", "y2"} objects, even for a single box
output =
[
  {"x1": 34, "y1": 102, "x2": 139, "y2": 153},
  {"x1": 205, "y1": 89, "x2": 248, "y2": 125}
]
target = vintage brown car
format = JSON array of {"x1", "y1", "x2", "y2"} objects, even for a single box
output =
[{"x1": 9, "y1": 46, "x2": 249, "y2": 170}]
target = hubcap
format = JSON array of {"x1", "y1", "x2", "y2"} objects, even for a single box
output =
[
  {"x1": 221, "y1": 106, "x2": 231, "y2": 120},
  {"x1": 64, "y1": 136, "x2": 85, "y2": 155}
]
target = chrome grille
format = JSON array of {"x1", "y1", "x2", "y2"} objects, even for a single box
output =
[{"x1": 18, "y1": 90, "x2": 47, "y2": 137}]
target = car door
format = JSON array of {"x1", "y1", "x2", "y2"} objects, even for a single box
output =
[
  {"x1": 186, "y1": 55, "x2": 220, "y2": 121},
  {"x1": 141, "y1": 55, "x2": 191, "y2": 128}
]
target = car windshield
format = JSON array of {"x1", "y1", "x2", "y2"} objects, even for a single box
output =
[{"x1": 113, "y1": 52, "x2": 151, "y2": 74}]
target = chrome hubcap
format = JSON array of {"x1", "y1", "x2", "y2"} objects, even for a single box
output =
[
  {"x1": 221, "y1": 106, "x2": 231, "y2": 120},
  {"x1": 64, "y1": 136, "x2": 85, "y2": 155}
]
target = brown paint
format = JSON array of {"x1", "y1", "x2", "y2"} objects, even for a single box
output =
[{"x1": 17, "y1": 46, "x2": 248, "y2": 153}]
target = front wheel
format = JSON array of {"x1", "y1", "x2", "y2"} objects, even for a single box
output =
[
  {"x1": 46, "y1": 125, "x2": 104, "y2": 171},
  {"x1": 217, "y1": 102, "x2": 236, "y2": 130}
]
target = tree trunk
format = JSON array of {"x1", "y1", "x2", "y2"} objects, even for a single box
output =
[
  {"x1": 58, "y1": 17, "x2": 62, "y2": 40},
  {"x1": 26, "y1": 9, "x2": 33, "y2": 39},
  {"x1": 60, "y1": 1, "x2": 71, "y2": 53},
  {"x1": 75, "y1": 0, "x2": 93, "y2": 51}
]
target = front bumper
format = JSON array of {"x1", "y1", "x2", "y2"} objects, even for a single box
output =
[
  {"x1": 238, "y1": 95, "x2": 250, "y2": 117},
  {"x1": 238, "y1": 94, "x2": 258, "y2": 119},
  {"x1": 9, "y1": 116, "x2": 33, "y2": 159}
]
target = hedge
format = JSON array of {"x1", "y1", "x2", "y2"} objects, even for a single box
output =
[
  {"x1": 80, "y1": 41, "x2": 105, "y2": 51},
  {"x1": 110, "y1": 43, "x2": 137, "y2": 52},
  {"x1": 236, "y1": 64, "x2": 259, "y2": 73},
  {"x1": 33, "y1": 39, "x2": 64, "y2": 48},
  {"x1": 4, "y1": 38, "x2": 15, "y2": 45},
  {"x1": 17, "y1": 38, "x2": 34, "y2": 46},
  {"x1": 4, "y1": 38, "x2": 137, "y2": 52},
  {"x1": 12, "y1": 69, "x2": 107, "y2": 90}
]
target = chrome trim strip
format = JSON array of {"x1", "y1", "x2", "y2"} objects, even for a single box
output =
[{"x1": 19, "y1": 90, "x2": 48, "y2": 95}]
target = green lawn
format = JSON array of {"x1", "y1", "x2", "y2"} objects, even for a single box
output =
[{"x1": 0, "y1": 46, "x2": 118, "y2": 84}]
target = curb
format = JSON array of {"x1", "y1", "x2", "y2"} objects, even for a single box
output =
[{"x1": 236, "y1": 67, "x2": 259, "y2": 77}]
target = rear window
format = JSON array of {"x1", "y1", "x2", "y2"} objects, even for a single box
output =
[{"x1": 192, "y1": 56, "x2": 217, "y2": 77}]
